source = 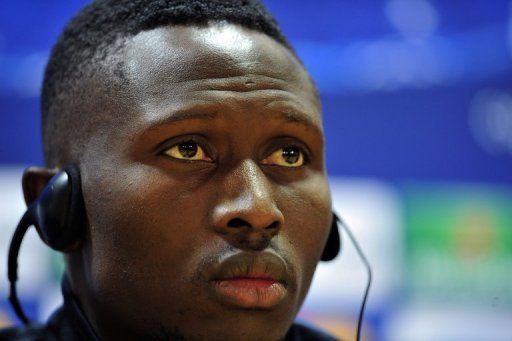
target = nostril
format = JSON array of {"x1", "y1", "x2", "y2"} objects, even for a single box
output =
[
  {"x1": 227, "y1": 218, "x2": 250, "y2": 228},
  {"x1": 266, "y1": 221, "x2": 279, "y2": 230},
  {"x1": 226, "y1": 218, "x2": 280, "y2": 231}
]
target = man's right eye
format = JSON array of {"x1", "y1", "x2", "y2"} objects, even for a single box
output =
[{"x1": 163, "y1": 141, "x2": 213, "y2": 162}]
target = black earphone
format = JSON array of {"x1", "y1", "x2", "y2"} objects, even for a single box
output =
[
  {"x1": 7, "y1": 165, "x2": 370, "y2": 341},
  {"x1": 321, "y1": 214, "x2": 341, "y2": 262},
  {"x1": 8, "y1": 165, "x2": 85, "y2": 324}
]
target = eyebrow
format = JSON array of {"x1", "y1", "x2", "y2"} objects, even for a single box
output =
[
  {"x1": 275, "y1": 110, "x2": 322, "y2": 134},
  {"x1": 155, "y1": 111, "x2": 218, "y2": 124},
  {"x1": 145, "y1": 107, "x2": 322, "y2": 136}
]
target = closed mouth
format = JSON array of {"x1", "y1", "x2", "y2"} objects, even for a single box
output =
[{"x1": 208, "y1": 251, "x2": 289, "y2": 309}]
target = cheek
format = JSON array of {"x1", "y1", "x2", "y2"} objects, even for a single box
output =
[
  {"x1": 81, "y1": 163, "x2": 212, "y2": 308},
  {"x1": 278, "y1": 173, "x2": 332, "y2": 299}
]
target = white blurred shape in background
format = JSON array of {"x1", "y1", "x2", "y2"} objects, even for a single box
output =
[
  {"x1": 300, "y1": 178, "x2": 403, "y2": 314},
  {"x1": 359, "y1": 39, "x2": 444, "y2": 90},
  {"x1": 469, "y1": 89, "x2": 512, "y2": 156},
  {"x1": 385, "y1": 0, "x2": 439, "y2": 40},
  {"x1": 384, "y1": 307, "x2": 512, "y2": 341}
]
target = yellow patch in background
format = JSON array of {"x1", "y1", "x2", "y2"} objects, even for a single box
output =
[{"x1": 0, "y1": 309, "x2": 12, "y2": 329}]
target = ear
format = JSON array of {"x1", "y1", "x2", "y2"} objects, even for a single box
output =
[{"x1": 22, "y1": 167, "x2": 59, "y2": 207}]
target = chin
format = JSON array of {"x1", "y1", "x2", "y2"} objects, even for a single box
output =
[
  {"x1": 150, "y1": 301, "x2": 298, "y2": 341},
  {"x1": 171, "y1": 319, "x2": 292, "y2": 341}
]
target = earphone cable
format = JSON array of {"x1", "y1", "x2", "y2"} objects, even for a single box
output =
[
  {"x1": 337, "y1": 217, "x2": 372, "y2": 341},
  {"x1": 7, "y1": 209, "x2": 33, "y2": 325}
]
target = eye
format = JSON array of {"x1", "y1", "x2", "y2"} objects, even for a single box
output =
[
  {"x1": 261, "y1": 146, "x2": 306, "y2": 167},
  {"x1": 163, "y1": 140, "x2": 213, "y2": 162}
]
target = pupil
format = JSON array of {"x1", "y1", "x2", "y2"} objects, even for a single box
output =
[
  {"x1": 282, "y1": 147, "x2": 300, "y2": 164},
  {"x1": 178, "y1": 142, "x2": 198, "y2": 158}
]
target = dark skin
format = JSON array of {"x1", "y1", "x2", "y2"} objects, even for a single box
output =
[{"x1": 23, "y1": 23, "x2": 332, "y2": 340}]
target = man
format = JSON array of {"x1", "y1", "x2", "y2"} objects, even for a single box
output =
[{"x1": 2, "y1": 0, "x2": 339, "y2": 339}]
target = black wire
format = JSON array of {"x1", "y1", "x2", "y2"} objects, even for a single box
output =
[
  {"x1": 337, "y1": 217, "x2": 372, "y2": 341},
  {"x1": 7, "y1": 209, "x2": 34, "y2": 325}
]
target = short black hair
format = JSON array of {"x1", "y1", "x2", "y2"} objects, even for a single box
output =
[{"x1": 41, "y1": 0, "x2": 292, "y2": 166}]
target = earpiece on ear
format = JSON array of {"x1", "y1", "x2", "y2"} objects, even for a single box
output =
[
  {"x1": 32, "y1": 164, "x2": 85, "y2": 251},
  {"x1": 8, "y1": 164, "x2": 85, "y2": 325},
  {"x1": 321, "y1": 212, "x2": 341, "y2": 261}
]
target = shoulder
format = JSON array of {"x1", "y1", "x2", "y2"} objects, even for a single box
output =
[
  {"x1": 287, "y1": 321, "x2": 340, "y2": 341},
  {"x1": 0, "y1": 324, "x2": 46, "y2": 341}
]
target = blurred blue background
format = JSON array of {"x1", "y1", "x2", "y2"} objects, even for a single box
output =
[{"x1": 1, "y1": 1, "x2": 511, "y2": 340}]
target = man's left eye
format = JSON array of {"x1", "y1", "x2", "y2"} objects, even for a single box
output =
[
  {"x1": 261, "y1": 146, "x2": 305, "y2": 167},
  {"x1": 163, "y1": 141, "x2": 213, "y2": 162}
]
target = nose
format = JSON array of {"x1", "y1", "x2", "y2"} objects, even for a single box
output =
[{"x1": 211, "y1": 160, "x2": 284, "y2": 251}]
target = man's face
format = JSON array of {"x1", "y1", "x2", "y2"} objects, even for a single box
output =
[{"x1": 71, "y1": 23, "x2": 332, "y2": 340}]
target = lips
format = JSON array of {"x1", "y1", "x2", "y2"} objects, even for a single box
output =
[{"x1": 208, "y1": 251, "x2": 289, "y2": 309}]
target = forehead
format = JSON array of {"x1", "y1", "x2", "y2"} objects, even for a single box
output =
[{"x1": 121, "y1": 23, "x2": 320, "y2": 113}]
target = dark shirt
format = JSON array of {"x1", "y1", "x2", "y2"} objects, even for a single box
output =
[{"x1": 1, "y1": 280, "x2": 338, "y2": 340}]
